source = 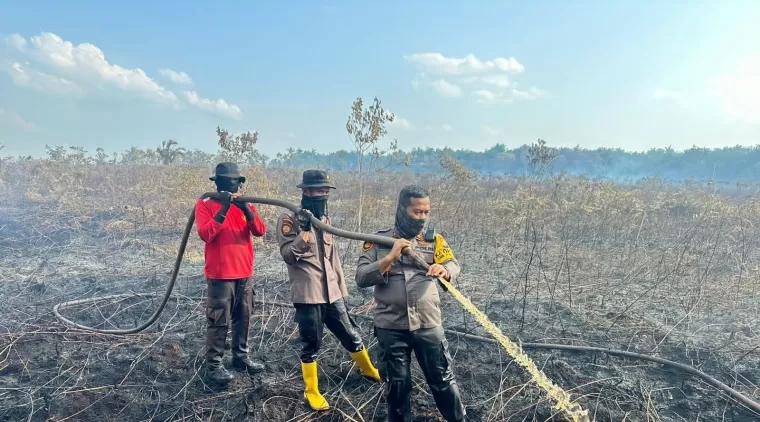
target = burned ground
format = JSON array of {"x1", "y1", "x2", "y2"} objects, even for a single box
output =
[{"x1": 2, "y1": 167, "x2": 760, "y2": 421}]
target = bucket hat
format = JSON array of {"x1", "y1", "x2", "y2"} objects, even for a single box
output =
[
  {"x1": 209, "y1": 162, "x2": 246, "y2": 183},
  {"x1": 296, "y1": 169, "x2": 336, "y2": 189}
]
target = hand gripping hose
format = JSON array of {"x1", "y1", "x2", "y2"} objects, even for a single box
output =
[{"x1": 51, "y1": 192, "x2": 760, "y2": 420}]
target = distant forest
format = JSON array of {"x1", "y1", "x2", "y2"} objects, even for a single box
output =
[{"x1": 22, "y1": 140, "x2": 760, "y2": 183}]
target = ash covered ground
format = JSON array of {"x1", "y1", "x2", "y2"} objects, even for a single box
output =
[{"x1": 1, "y1": 203, "x2": 759, "y2": 422}]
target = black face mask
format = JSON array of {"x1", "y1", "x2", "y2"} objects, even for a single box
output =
[
  {"x1": 302, "y1": 194, "x2": 328, "y2": 219},
  {"x1": 394, "y1": 202, "x2": 426, "y2": 240},
  {"x1": 216, "y1": 177, "x2": 241, "y2": 193}
]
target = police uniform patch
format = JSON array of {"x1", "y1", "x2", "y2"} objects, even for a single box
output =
[
  {"x1": 416, "y1": 235, "x2": 433, "y2": 247},
  {"x1": 433, "y1": 234, "x2": 455, "y2": 264},
  {"x1": 281, "y1": 217, "x2": 293, "y2": 235},
  {"x1": 362, "y1": 241, "x2": 374, "y2": 252}
]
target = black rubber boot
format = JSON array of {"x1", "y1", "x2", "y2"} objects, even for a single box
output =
[
  {"x1": 232, "y1": 357, "x2": 265, "y2": 374},
  {"x1": 205, "y1": 363, "x2": 234, "y2": 384}
]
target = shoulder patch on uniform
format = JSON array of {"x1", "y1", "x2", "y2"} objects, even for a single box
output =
[
  {"x1": 415, "y1": 232, "x2": 433, "y2": 246},
  {"x1": 281, "y1": 217, "x2": 293, "y2": 235},
  {"x1": 434, "y1": 233, "x2": 450, "y2": 247},
  {"x1": 362, "y1": 241, "x2": 374, "y2": 252},
  {"x1": 433, "y1": 233, "x2": 455, "y2": 264}
]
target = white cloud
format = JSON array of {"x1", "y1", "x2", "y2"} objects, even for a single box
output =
[
  {"x1": 183, "y1": 91, "x2": 242, "y2": 120},
  {"x1": 473, "y1": 87, "x2": 546, "y2": 104},
  {"x1": 708, "y1": 56, "x2": 760, "y2": 123},
  {"x1": 5, "y1": 34, "x2": 27, "y2": 50},
  {"x1": 463, "y1": 74, "x2": 512, "y2": 88},
  {"x1": 404, "y1": 53, "x2": 524, "y2": 75},
  {"x1": 441, "y1": 123, "x2": 453, "y2": 132},
  {"x1": 653, "y1": 88, "x2": 682, "y2": 101},
  {"x1": 159, "y1": 68, "x2": 193, "y2": 85},
  {"x1": 404, "y1": 53, "x2": 545, "y2": 102},
  {"x1": 390, "y1": 116, "x2": 415, "y2": 130},
  {"x1": 511, "y1": 86, "x2": 547, "y2": 100},
  {"x1": 432, "y1": 79, "x2": 461, "y2": 97},
  {"x1": 4, "y1": 32, "x2": 243, "y2": 119},
  {"x1": 8, "y1": 62, "x2": 82, "y2": 95},
  {"x1": 473, "y1": 89, "x2": 512, "y2": 104},
  {"x1": 0, "y1": 108, "x2": 35, "y2": 130},
  {"x1": 10, "y1": 32, "x2": 178, "y2": 103},
  {"x1": 483, "y1": 126, "x2": 502, "y2": 137}
]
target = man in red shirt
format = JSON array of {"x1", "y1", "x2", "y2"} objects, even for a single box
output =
[{"x1": 195, "y1": 162, "x2": 267, "y2": 384}]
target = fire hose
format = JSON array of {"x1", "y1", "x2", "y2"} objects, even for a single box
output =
[{"x1": 51, "y1": 192, "x2": 760, "y2": 420}]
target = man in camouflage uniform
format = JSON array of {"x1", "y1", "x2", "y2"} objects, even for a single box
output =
[
  {"x1": 355, "y1": 185, "x2": 466, "y2": 422},
  {"x1": 276, "y1": 169, "x2": 381, "y2": 411}
]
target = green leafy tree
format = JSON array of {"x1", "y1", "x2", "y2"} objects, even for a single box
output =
[
  {"x1": 156, "y1": 139, "x2": 187, "y2": 165},
  {"x1": 121, "y1": 146, "x2": 158, "y2": 164}
]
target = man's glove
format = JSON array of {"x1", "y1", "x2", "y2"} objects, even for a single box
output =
[
  {"x1": 234, "y1": 201, "x2": 256, "y2": 221},
  {"x1": 219, "y1": 191, "x2": 233, "y2": 210},
  {"x1": 214, "y1": 191, "x2": 233, "y2": 223},
  {"x1": 297, "y1": 209, "x2": 313, "y2": 232}
]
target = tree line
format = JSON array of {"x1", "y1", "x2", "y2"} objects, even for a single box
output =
[
  {"x1": 3, "y1": 94, "x2": 759, "y2": 183},
  {"x1": 10, "y1": 140, "x2": 759, "y2": 183}
]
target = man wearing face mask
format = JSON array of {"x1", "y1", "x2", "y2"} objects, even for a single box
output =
[
  {"x1": 276, "y1": 169, "x2": 381, "y2": 411},
  {"x1": 355, "y1": 185, "x2": 466, "y2": 422},
  {"x1": 195, "y1": 162, "x2": 267, "y2": 384}
]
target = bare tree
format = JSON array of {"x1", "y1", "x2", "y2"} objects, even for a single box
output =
[
  {"x1": 216, "y1": 126, "x2": 259, "y2": 164},
  {"x1": 156, "y1": 140, "x2": 186, "y2": 165},
  {"x1": 526, "y1": 138, "x2": 558, "y2": 179},
  {"x1": 345, "y1": 96, "x2": 395, "y2": 231},
  {"x1": 439, "y1": 151, "x2": 476, "y2": 184}
]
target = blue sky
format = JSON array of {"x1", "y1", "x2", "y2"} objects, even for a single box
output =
[{"x1": 1, "y1": 1, "x2": 759, "y2": 158}]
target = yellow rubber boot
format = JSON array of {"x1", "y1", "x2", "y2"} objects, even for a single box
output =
[
  {"x1": 301, "y1": 361, "x2": 329, "y2": 411},
  {"x1": 350, "y1": 348, "x2": 382, "y2": 383}
]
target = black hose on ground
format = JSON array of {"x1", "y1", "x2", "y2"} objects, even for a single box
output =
[
  {"x1": 52, "y1": 193, "x2": 403, "y2": 335},
  {"x1": 51, "y1": 192, "x2": 760, "y2": 416}
]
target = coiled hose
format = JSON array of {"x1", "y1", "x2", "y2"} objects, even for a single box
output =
[{"x1": 51, "y1": 192, "x2": 760, "y2": 417}]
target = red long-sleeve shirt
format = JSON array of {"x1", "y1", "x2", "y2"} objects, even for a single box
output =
[{"x1": 195, "y1": 197, "x2": 267, "y2": 279}]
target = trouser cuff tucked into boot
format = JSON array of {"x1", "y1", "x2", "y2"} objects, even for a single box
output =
[
  {"x1": 204, "y1": 362, "x2": 234, "y2": 384},
  {"x1": 232, "y1": 357, "x2": 265, "y2": 374},
  {"x1": 350, "y1": 347, "x2": 382, "y2": 383},
  {"x1": 301, "y1": 361, "x2": 329, "y2": 411}
]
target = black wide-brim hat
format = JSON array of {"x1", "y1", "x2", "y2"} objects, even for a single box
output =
[
  {"x1": 209, "y1": 162, "x2": 246, "y2": 183},
  {"x1": 297, "y1": 169, "x2": 336, "y2": 189}
]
